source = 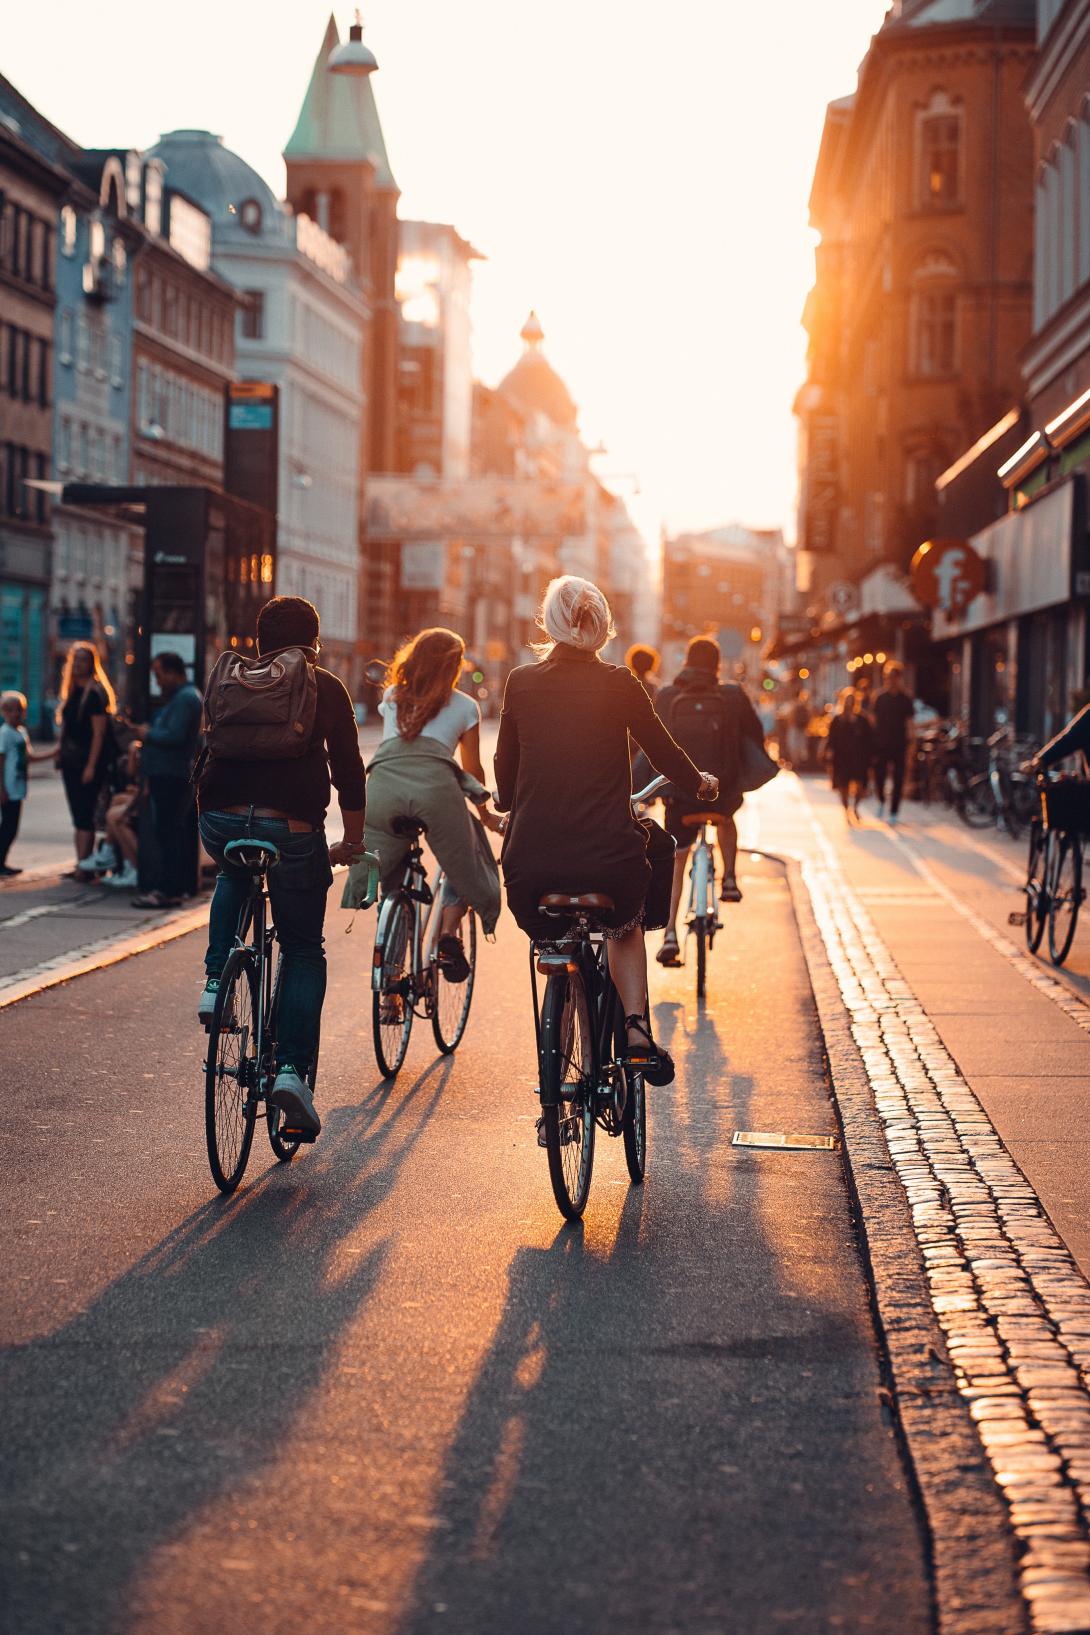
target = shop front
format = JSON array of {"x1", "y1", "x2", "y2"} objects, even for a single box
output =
[{"x1": 931, "y1": 476, "x2": 1088, "y2": 742}]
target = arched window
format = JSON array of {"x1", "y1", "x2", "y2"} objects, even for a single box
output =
[
  {"x1": 239, "y1": 197, "x2": 263, "y2": 235},
  {"x1": 916, "y1": 90, "x2": 962, "y2": 210},
  {"x1": 909, "y1": 253, "x2": 959, "y2": 377}
]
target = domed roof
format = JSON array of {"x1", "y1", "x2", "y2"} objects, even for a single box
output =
[
  {"x1": 148, "y1": 130, "x2": 280, "y2": 234},
  {"x1": 497, "y1": 312, "x2": 577, "y2": 428}
]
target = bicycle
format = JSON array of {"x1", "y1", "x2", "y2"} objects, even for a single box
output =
[
  {"x1": 678, "y1": 815, "x2": 720, "y2": 1000},
  {"x1": 371, "y1": 816, "x2": 478, "y2": 1078},
  {"x1": 204, "y1": 836, "x2": 379, "y2": 1194},
  {"x1": 1012, "y1": 774, "x2": 1089, "y2": 966},
  {"x1": 528, "y1": 775, "x2": 667, "y2": 1221}
]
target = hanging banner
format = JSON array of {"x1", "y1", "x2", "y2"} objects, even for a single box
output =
[{"x1": 365, "y1": 475, "x2": 586, "y2": 541}]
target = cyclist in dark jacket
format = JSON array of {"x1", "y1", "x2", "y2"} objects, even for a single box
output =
[
  {"x1": 654, "y1": 636, "x2": 764, "y2": 965},
  {"x1": 1033, "y1": 703, "x2": 1090, "y2": 772}
]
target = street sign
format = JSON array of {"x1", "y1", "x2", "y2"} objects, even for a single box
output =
[
  {"x1": 825, "y1": 580, "x2": 859, "y2": 616},
  {"x1": 911, "y1": 538, "x2": 986, "y2": 617}
]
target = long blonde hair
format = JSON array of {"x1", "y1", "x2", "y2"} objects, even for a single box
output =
[
  {"x1": 386, "y1": 628, "x2": 465, "y2": 741},
  {"x1": 57, "y1": 641, "x2": 116, "y2": 721}
]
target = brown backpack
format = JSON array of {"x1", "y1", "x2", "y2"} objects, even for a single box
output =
[{"x1": 202, "y1": 645, "x2": 319, "y2": 761}]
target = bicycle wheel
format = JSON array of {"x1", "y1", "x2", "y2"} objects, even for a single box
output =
[
  {"x1": 372, "y1": 895, "x2": 415, "y2": 1078},
  {"x1": 540, "y1": 969, "x2": 595, "y2": 1221},
  {"x1": 432, "y1": 910, "x2": 476, "y2": 1054},
  {"x1": 1005, "y1": 776, "x2": 1036, "y2": 841},
  {"x1": 205, "y1": 949, "x2": 259, "y2": 1195},
  {"x1": 267, "y1": 1047, "x2": 318, "y2": 1162},
  {"x1": 960, "y1": 774, "x2": 997, "y2": 828},
  {"x1": 1024, "y1": 819, "x2": 1048, "y2": 954},
  {"x1": 1048, "y1": 834, "x2": 1082, "y2": 967},
  {"x1": 620, "y1": 1003, "x2": 648, "y2": 1183},
  {"x1": 694, "y1": 917, "x2": 707, "y2": 1000}
]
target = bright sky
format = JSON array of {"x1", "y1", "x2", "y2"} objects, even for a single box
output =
[{"x1": 4, "y1": 0, "x2": 889, "y2": 544}]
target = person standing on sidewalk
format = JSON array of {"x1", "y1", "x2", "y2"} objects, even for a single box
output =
[
  {"x1": 132, "y1": 653, "x2": 203, "y2": 909},
  {"x1": 0, "y1": 691, "x2": 57, "y2": 877},
  {"x1": 872, "y1": 662, "x2": 915, "y2": 824},
  {"x1": 196, "y1": 595, "x2": 366, "y2": 1139},
  {"x1": 56, "y1": 641, "x2": 115, "y2": 877}
]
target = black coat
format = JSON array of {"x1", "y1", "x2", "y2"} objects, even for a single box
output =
[
  {"x1": 495, "y1": 645, "x2": 702, "y2": 938},
  {"x1": 827, "y1": 712, "x2": 873, "y2": 788}
]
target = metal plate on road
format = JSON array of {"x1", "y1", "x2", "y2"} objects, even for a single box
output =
[{"x1": 732, "y1": 1131, "x2": 839, "y2": 1151}]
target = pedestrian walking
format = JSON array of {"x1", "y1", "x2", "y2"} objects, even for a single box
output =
[
  {"x1": 56, "y1": 641, "x2": 116, "y2": 878},
  {"x1": 826, "y1": 687, "x2": 873, "y2": 822},
  {"x1": 0, "y1": 691, "x2": 56, "y2": 876},
  {"x1": 872, "y1": 662, "x2": 915, "y2": 823},
  {"x1": 786, "y1": 690, "x2": 811, "y2": 769},
  {"x1": 196, "y1": 595, "x2": 366, "y2": 1139},
  {"x1": 131, "y1": 652, "x2": 203, "y2": 908}
]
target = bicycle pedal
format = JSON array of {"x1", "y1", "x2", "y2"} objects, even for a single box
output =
[{"x1": 279, "y1": 1126, "x2": 318, "y2": 1145}]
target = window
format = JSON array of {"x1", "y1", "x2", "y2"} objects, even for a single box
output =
[
  {"x1": 240, "y1": 290, "x2": 265, "y2": 340},
  {"x1": 59, "y1": 308, "x2": 73, "y2": 366},
  {"x1": 914, "y1": 290, "x2": 957, "y2": 376},
  {"x1": 76, "y1": 313, "x2": 90, "y2": 373},
  {"x1": 917, "y1": 93, "x2": 962, "y2": 209},
  {"x1": 108, "y1": 333, "x2": 123, "y2": 388},
  {"x1": 1080, "y1": 116, "x2": 1090, "y2": 289},
  {"x1": 37, "y1": 339, "x2": 49, "y2": 407},
  {"x1": 57, "y1": 418, "x2": 71, "y2": 473},
  {"x1": 112, "y1": 239, "x2": 127, "y2": 288}
]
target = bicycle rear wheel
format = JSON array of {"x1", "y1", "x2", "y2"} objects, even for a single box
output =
[
  {"x1": 1048, "y1": 834, "x2": 1082, "y2": 967},
  {"x1": 267, "y1": 1047, "x2": 318, "y2": 1162},
  {"x1": 373, "y1": 895, "x2": 415, "y2": 1078},
  {"x1": 960, "y1": 774, "x2": 997, "y2": 828},
  {"x1": 205, "y1": 949, "x2": 259, "y2": 1195},
  {"x1": 540, "y1": 968, "x2": 595, "y2": 1221},
  {"x1": 1024, "y1": 819, "x2": 1048, "y2": 954},
  {"x1": 432, "y1": 910, "x2": 476, "y2": 1054}
]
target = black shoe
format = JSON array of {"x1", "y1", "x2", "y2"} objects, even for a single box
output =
[
  {"x1": 622, "y1": 1014, "x2": 675, "y2": 1087},
  {"x1": 720, "y1": 878, "x2": 742, "y2": 903},
  {"x1": 438, "y1": 934, "x2": 470, "y2": 983},
  {"x1": 0, "y1": 865, "x2": 22, "y2": 877}
]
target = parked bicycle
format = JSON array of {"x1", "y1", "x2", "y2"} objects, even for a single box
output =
[
  {"x1": 1016, "y1": 774, "x2": 1088, "y2": 966},
  {"x1": 528, "y1": 775, "x2": 667, "y2": 1221},
  {"x1": 371, "y1": 816, "x2": 478, "y2": 1078},
  {"x1": 960, "y1": 724, "x2": 1037, "y2": 838},
  {"x1": 203, "y1": 837, "x2": 380, "y2": 1194}
]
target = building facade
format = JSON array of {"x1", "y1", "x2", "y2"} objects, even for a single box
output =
[
  {"x1": 796, "y1": 0, "x2": 1036, "y2": 609},
  {"x1": 0, "y1": 114, "x2": 66, "y2": 730},
  {"x1": 149, "y1": 128, "x2": 366, "y2": 683},
  {"x1": 662, "y1": 526, "x2": 788, "y2": 684}
]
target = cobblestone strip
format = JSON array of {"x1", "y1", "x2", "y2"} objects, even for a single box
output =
[
  {"x1": 796, "y1": 796, "x2": 1090, "y2": 1635},
  {"x1": 890, "y1": 830, "x2": 1090, "y2": 1037}
]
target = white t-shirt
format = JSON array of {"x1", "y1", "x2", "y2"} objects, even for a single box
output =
[{"x1": 379, "y1": 686, "x2": 480, "y2": 754}]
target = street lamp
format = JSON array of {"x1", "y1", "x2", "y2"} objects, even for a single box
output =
[{"x1": 328, "y1": 10, "x2": 379, "y2": 75}]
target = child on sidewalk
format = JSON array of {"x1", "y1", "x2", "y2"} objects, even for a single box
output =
[{"x1": 0, "y1": 692, "x2": 57, "y2": 877}]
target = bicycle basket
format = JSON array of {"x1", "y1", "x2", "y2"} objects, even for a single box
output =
[{"x1": 1042, "y1": 778, "x2": 1090, "y2": 835}]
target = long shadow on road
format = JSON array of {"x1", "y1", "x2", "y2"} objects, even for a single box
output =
[{"x1": 0, "y1": 1053, "x2": 453, "y2": 1635}]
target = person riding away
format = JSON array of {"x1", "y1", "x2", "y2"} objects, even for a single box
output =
[
  {"x1": 365, "y1": 628, "x2": 502, "y2": 991},
  {"x1": 196, "y1": 595, "x2": 366, "y2": 1141},
  {"x1": 495, "y1": 576, "x2": 718, "y2": 1088},
  {"x1": 654, "y1": 636, "x2": 765, "y2": 967}
]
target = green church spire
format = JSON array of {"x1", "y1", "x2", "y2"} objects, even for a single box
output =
[{"x1": 284, "y1": 14, "x2": 397, "y2": 190}]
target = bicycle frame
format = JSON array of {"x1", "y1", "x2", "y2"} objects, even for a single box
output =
[
  {"x1": 371, "y1": 844, "x2": 450, "y2": 1012},
  {"x1": 686, "y1": 823, "x2": 716, "y2": 925}
]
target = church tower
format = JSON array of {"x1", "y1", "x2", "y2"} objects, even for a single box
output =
[{"x1": 284, "y1": 14, "x2": 400, "y2": 474}]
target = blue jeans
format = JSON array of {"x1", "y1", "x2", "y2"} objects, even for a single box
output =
[{"x1": 199, "y1": 811, "x2": 334, "y2": 1073}]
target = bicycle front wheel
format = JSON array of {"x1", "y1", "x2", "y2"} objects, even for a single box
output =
[
  {"x1": 432, "y1": 910, "x2": 476, "y2": 1054},
  {"x1": 1024, "y1": 820, "x2": 1048, "y2": 954},
  {"x1": 373, "y1": 895, "x2": 415, "y2": 1078},
  {"x1": 1048, "y1": 834, "x2": 1082, "y2": 967},
  {"x1": 205, "y1": 949, "x2": 259, "y2": 1194},
  {"x1": 540, "y1": 968, "x2": 595, "y2": 1221},
  {"x1": 694, "y1": 918, "x2": 707, "y2": 1000}
]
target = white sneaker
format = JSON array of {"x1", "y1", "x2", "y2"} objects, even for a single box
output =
[{"x1": 104, "y1": 861, "x2": 139, "y2": 889}]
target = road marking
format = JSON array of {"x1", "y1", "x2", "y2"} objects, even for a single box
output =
[
  {"x1": 0, "y1": 903, "x2": 61, "y2": 932},
  {"x1": 793, "y1": 781, "x2": 1090, "y2": 1632},
  {"x1": 0, "y1": 903, "x2": 208, "y2": 1010}
]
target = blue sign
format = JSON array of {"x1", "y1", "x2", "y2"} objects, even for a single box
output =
[{"x1": 229, "y1": 402, "x2": 274, "y2": 431}]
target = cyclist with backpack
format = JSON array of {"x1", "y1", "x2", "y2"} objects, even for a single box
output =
[
  {"x1": 195, "y1": 595, "x2": 366, "y2": 1140},
  {"x1": 654, "y1": 635, "x2": 765, "y2": 966}
]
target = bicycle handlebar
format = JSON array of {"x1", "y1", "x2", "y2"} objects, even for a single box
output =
[{"x1": 632, "y1": 774, "x2": 669, "y2": 805}]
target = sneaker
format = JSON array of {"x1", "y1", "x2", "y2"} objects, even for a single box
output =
[
  {"x1": 888, "y1": 812, "x2": 899, "y2": 827},
  {"x1": 198, "y1": 979, "x2": 221, "y2": 1027},
  {"x1": 104, "y1": 861, "x2": 139, "y2": 890},
  {"x1": 271, "y1": 1066, "x2": 320, "y2": 1137},
  {"x1": 720, "y1": 879, "x2": 743, "y2": 903},
  {"x1": 79, "y1": 843, "x2": 117, "y2": 875},
  {"x1": 0, "y1": 864, "x2": 22, "y2": 877},
  {"x1": 437, "y1": 933, "x2": 470, "y2": 983}
]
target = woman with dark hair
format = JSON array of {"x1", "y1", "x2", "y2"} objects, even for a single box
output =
[
  {"x1": 56, "y1": 641, "x2": 116, "y2": 876},
  {"x1": 496, "y1": 577, "x2": 718, "y2": 1085},
  {"x1": 365, "y1": 627, "x2": 503, "y2": 981},
  {"x1": 826, "y1": 687, "x2": 873, "y2": 822}
]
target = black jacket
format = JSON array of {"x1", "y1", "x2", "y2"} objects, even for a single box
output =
[{"x1": 654, "y1": 667, "x2": 764, "y2": 802}]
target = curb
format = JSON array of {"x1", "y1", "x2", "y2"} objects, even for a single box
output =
[
  {"x1": 782, "y1": 852, "x2": 1027, "y2": 1635},
  {"x1": 0, "y1": 902, "x2": 209, "y2": 1010}
]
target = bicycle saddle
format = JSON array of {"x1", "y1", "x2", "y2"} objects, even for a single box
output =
[
  {"x1": 539, "y1": 892, "x2": 615, "y2": 913},
  {"x1": 223, "y1": 838, "x2": 281, "y2": 872},
  {"x1": 391, "y1": 815, "x2": 428, "y2": 839}
]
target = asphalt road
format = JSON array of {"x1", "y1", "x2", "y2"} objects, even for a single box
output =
[{"x1": 1, "y1": 850, "x2": 931, "y2": 1635}]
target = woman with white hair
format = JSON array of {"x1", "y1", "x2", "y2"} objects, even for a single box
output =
[{"x1": 495, "y1": 576, "x2": 718, "y2": 1085}]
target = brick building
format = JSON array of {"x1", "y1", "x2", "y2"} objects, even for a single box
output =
[
  {"x1": 0, "y1": 116, "x2": 67, "y2": 729},
  {"x1": 796, "y1": 0, "x2": 1036, "y2": 605}
]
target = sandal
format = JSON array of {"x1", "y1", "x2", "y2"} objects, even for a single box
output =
[
  {"x1": 656, "y1": 930, "x2": 681, "y2": 966},
  {"x1": 622, "y1": 1013, "x2": 675, "y2": 1087}
]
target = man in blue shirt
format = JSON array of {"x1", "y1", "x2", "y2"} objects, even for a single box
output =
[{"x1": 132, "y1": 652, "x2": 203, "y2": 908}]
